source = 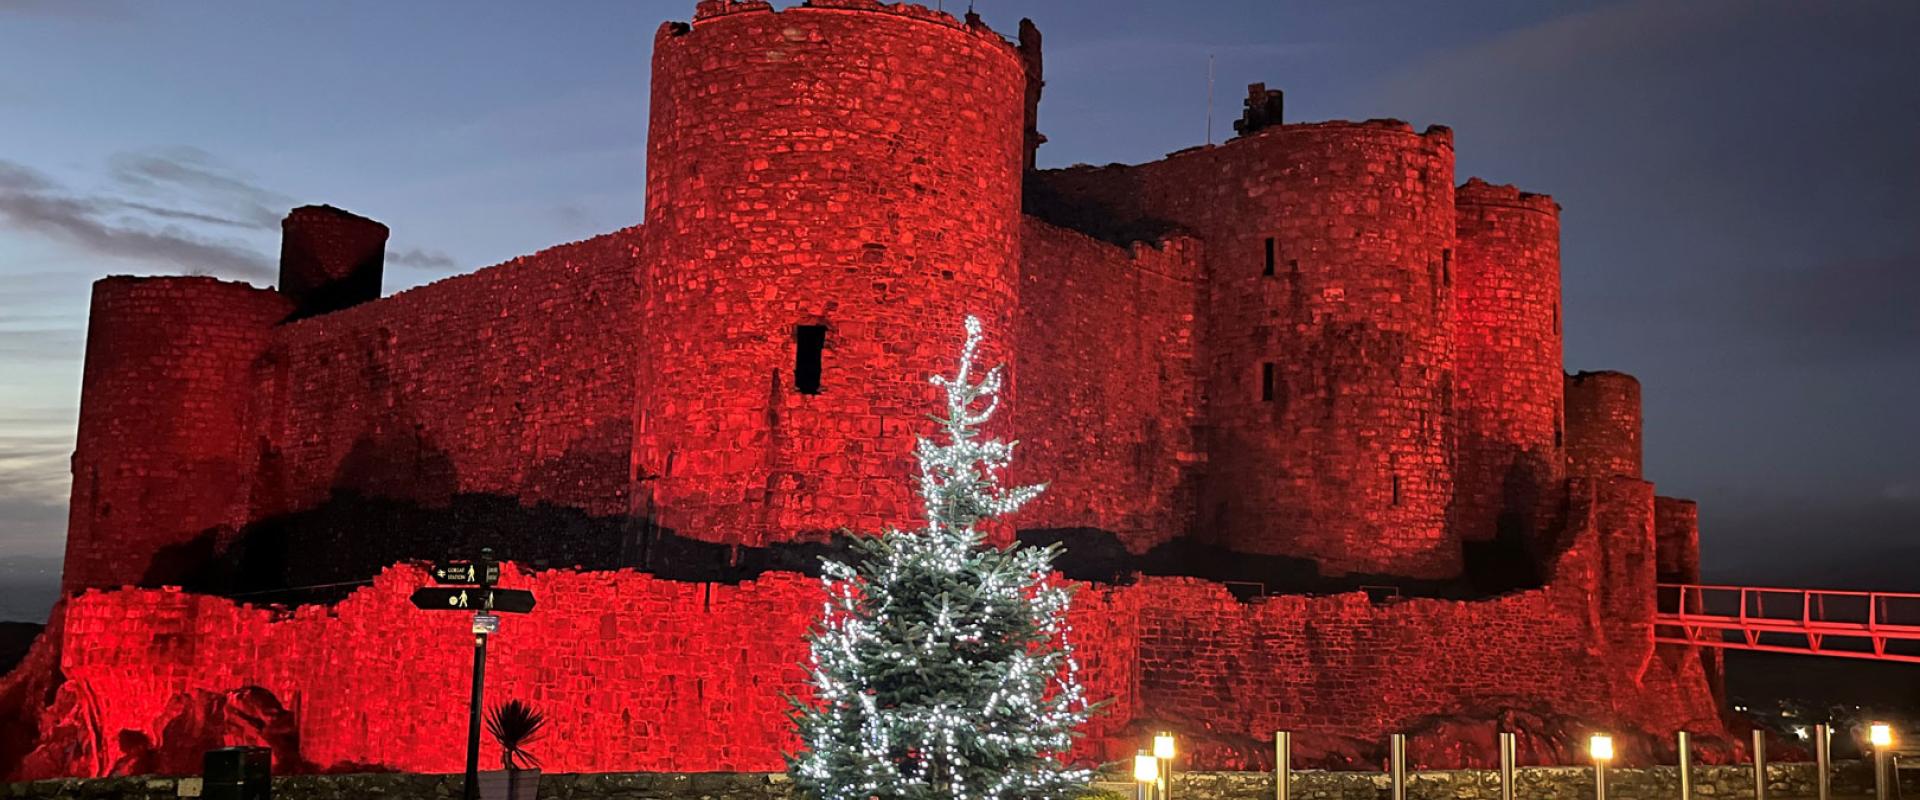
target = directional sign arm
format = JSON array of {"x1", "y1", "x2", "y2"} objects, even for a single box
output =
[{"x1": 411, "y1": 587, "x2": 535, "y2": 614}]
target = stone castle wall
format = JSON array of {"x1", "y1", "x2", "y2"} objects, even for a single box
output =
[
  {"x1": 6, "y1": 478, "x2": 1719, "y2": 780},
  {"x1": 19, "y1": 0, "x2": 1721, "y2": 783}
]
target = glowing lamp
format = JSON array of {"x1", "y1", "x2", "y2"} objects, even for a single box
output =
[
  {"x1": 1154, "y1": 732, "x2": 1176, "y2": 760},
  {"x1": 1589, "y1": 734, "x2": 1614, "y2": 762},
  {"x1": 1134, "y1": 751, "x2": 1160, "y2": 783},
  {"x1": 1870, "y1": 723, "x2": 1893, "y2": 748}
]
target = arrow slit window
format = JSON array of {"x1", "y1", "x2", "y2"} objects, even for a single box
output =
[{"x1": 795, "y1": 324, "x2": 827, "y2": 395}]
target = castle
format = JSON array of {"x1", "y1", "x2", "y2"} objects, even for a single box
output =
[{"x1": 1, "y1": 0, "x2": 1728, "y2": 779}]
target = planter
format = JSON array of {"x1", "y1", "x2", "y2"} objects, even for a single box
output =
[{"x1": 477, "y1": 768, "x2": 541, "y2": 800}]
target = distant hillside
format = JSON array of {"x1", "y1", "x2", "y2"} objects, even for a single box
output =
[{"x1": 0, "y1": 621, "x2": 42, "y2": 675}]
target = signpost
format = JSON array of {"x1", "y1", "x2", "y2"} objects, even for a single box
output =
[
  {"x1": 409, "y1": 548, "x2": 535, "y2": 800},
  {"x1": 410, "y1": 587, "x2": 537, "y2": 614}
]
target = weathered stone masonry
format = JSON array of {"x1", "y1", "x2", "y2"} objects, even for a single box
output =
[{"x1": 6, "y1": 0, "x2": 1721, "y2": 780}]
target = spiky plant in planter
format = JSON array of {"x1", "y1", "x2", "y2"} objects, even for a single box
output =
[{"x1": 485, "y1": 699, "x2": 547, "y2": 771}]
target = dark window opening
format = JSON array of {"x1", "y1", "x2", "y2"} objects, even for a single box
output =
[
  {"x1": 1263, "y1": 238, "x2": 1277, "y2": 276},
  {"x1": 1442, "y1": 249, "x2": 1453, "y2": 287},
  {"x1": 1391, "y1": 474, "x2": 1402, "y2": 506},
  {"x1": 1261, "y1": 363, "x2": 1276, "y2": 402},
  {"x1": 794, "y1": 325, "x2": 827, "y2": 395},
  {"x1": 1553, "y1": 305, "x2": 1561, "y2": 334}
]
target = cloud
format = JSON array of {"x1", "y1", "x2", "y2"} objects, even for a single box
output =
[
  {"x1": 6, "y1": 151, "x2": 469, "y2": 284},
  {"x1": 0, "y1": 402, "x2": 72, "y2": 587},
  {"x1": 108, "y1": 146, "x2": 288, "y2": 230},
  {"x1": 386, "y1": 247, "x2": 458, "y2": 270},
  {"x1": 0, "y1": 159, "x2": 274, "y2": 279},
  {"x1": 0, "y1": 327, "x2": 83, "y2": 363},
  {"x1": 116, "y1": 201, "x2": 260, "y2": 229},
  {"x1": 0, "y1": 409, "x2": 72, "y2": 506}
]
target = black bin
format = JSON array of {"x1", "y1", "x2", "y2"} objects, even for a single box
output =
[{"x1": 203, "y1": 746, "x2": 272, "y2": 800}]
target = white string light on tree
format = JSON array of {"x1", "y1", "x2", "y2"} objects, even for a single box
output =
[{"x1": 789, "y1": 315, "x2": 1096, "y2": 800}]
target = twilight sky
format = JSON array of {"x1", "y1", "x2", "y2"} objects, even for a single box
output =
[{"x1": 1, "y1": 0, "x2": 1916, "y2": 621}]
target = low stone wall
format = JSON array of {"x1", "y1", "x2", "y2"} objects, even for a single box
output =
[
  {"x1": 1097, "y1": 760, "x2": 1903, "y2": 800},
  {"x1": 0, "y1": 772, "x2": 795, "y2": 800},
  {"x1": 5, "y1": 764, "x2": 1915, "y2": 800}
]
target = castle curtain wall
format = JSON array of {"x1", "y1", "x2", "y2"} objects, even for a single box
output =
[
  {"x1": 243, "y1": 229, "x2": 642, "y2": 578},
  {"x1": 1014, "y1": 218, "x2": 1207, "y2": 553},
  {"x1": 24, "y1": 478, "x2": 1716, "y2": 778}
]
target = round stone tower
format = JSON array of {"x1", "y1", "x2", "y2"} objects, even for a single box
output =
[
  {"x1": 1564, "y1": 370, "x2": 1643, "y2": 480},
  {"x1": 62, "y1": 276, "x2": 291, "y2": 592},
  {"x1": 1197, "y1": 121, "x2": 1460, "y2": 579},
  {"x1": 636, "y1": 0, "x2": 1027, "y2": 547},
  {"x1": 1451, "y1": 178, "x2": 1565, "y2": 544}
]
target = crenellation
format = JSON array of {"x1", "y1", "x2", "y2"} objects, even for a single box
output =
[{"x1": 15, "y1": 4, "x2": 1722, "y2": 781}]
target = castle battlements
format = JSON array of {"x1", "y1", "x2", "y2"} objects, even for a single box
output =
[{"x1": 11, "y1": 2, "x2": 1727, "y2": 779}]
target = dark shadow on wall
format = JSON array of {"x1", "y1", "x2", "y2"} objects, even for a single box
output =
[
  {"x1": 133, "y1": 420, "x2": 1573, "y2": 606},
  {"x1": 1019, "y1": 527, "x2": 1527, "y2": 601},
  {"x1": 1452, "y1": 437, "x2": 1563, "y2": 596},
  {"x1": 168, "y1": 498, "x2": 858, "y2": 605},
  {"x1": 1023, "y1": 173, "x2": 1188, "y2": 247}
]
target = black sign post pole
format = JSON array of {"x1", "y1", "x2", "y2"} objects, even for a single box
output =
[
  {"x1": 464, "y1": 624, "x2": 487, "y2": 800},
  {"x1": 461, "y1": 548, "x2": 495, "y2": 800},
  {"x1": 410, "y1": 547, "x2": 527, "y2": 800}
]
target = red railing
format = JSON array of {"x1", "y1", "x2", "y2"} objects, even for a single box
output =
[{"x1": 1655, "y1": 583, "x2": 1920, "y2": 664}]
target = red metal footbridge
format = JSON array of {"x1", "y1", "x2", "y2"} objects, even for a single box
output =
[{"x1": 1656, "y1": 584, "x2": 1920, "y2": 664}]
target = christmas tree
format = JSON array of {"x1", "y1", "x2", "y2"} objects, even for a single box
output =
[{"x1": 790, "y1": 316, "x2": 1095, "y2": 800}]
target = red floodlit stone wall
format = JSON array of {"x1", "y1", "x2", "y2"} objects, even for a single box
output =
[
  {"x1": 1452, "y1": 179, "x2": 1565, "y2": 544},
  {"x1": 1014, "y1": 218, "x2": 1206, "y2": 552},
  {"x1": 63, "y1": 277, "x2": 292, "y2": 592},
  {"x1": 1111, "y1": 477, "x2": 1708, "y2": 758},
  {"x1": 1654, "y1": 496, "x2": 1700, "y2": 584},
  {"x1": 249, "y1": 228, "x2": 642, "y2": 522},
  {"x1": 1565, "y1": 371, "x2": 1643, "y2": 481},
  {"x1": 17, "y1": 479, "x2": 1718, "y2": 780},
  {"x1": 636, "y1": 2, "x2": 1028, "y2": 547},
  {"x1": 277, "y1": 205, "x2": 389, "y2": 319},
  {"x1": 1033, "y1": 122, "x2": 1461, "y2": 579}
]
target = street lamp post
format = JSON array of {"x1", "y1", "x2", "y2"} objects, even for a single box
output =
[
  {"x1": 1815, "y1": 723, "x2": 1831, "y2": 800},
  {"x1": 1134, "y1": 751, "x2": 1160, "y2": 800},
  {"x1": 1678, "y1": 731, "x2": 1693, "y2": 800},
  {"x1": 1590, "y1": 734, "x2": 1614, "y2": 800},
  {"x1": 1275, "y1": 731, "x2": 1291, "y2": 800},
  {"x1": 1389, "y1": 733, "x2": 1408, "y2": 800},
  {"x1": 1155, "y1": 732, "x2": 1176, "y2": 800},
  {"x1": 1870, "y1": 723, "x2": 1894, "y2": 800},
  {"x1": 1498, "y1": 732, "x2": 1516, "y2": 800}
]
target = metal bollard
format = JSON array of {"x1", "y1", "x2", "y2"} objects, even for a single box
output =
[
  {"x1": 1753, "y1": 729, "x2": 1769, "y2": 800},
  {"x1": 1815, "y1": 724, "x2": 1831, "y2": 800},
  {"x1": 1275, "y1": 731, "x2": 1291, "y2": 800},
  {"x1": 1390, "y1": 733, "x2": 1408, "y2": 800},
  {"x1": 1876, "y1": 749, "x2": 1890, "y2": 800},
  {"x1": 1678, "y1": 731, "x2": 1693, "y2": 800},
  {"x1": 1499, "y1": 732, "x2": 1517, "y2": 800}
]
